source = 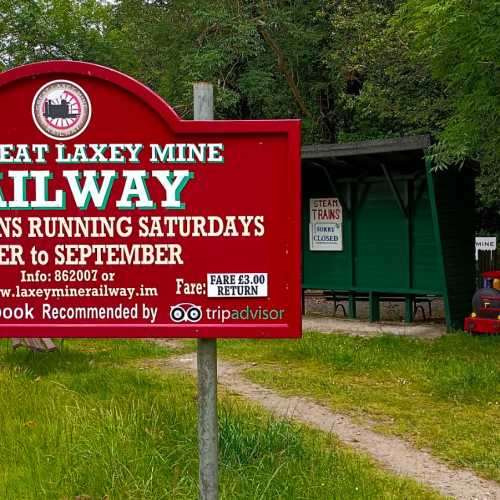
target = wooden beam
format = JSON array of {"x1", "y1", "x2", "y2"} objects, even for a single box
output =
[
  {"x1": 369, "y1": 292, "x2": 380, "y2": 322},
  {"x1": 357, "y1": 182, "x2": 371, "y2": 208},
  {"x1": 425, "y1": 158, "x2": 452, "y2": 330},
  {"x1": 381, "y1": 163, "x2": 408, "y2": 218},
  {"x1": 404, "y1": 296, "x2": 414, "y2": 323},
  {"x1": 415, "y1": 178, "x2": 428, "y2": 204},
  {"x1": 406, "y1": 179, "x2": 414, "y2": 290},
  {"x1": 309, "y1": 161, "x2": 352, "y2": 217},
  {"x1": 303, "y1": 173, "x2": 427, "y2": 184},
  {"x1": 302, "y1": 135, "x2": 431, "y2": 160}
]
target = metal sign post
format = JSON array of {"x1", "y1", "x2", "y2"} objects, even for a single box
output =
[
  {"x1": 194, "y1": 82, "x2": 218, "y2": 500},
  {"x1": 197, "y1": 337, "x2": 218, "y2": 500}
]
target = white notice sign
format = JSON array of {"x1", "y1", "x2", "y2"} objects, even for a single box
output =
[
  {"x1": 475, "y1": 236, "x2": 497, "y2": 260},
  {"x1": 309, "y1": 198, "x2": 343, "y2": 251}
]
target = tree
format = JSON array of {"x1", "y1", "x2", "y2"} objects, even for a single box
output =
[
  {"x1": 1, "y1": 0, "x2": 497, "y2": 213},
  {"x1": 314, "y1": 0, "x2": 448, "y2": 143},
  {"x1": 395, "y1": 0, "x2": 500, "y2": 210},
  {"x1": 0, "y1": 0, "x2": 113, "y2": 68},
  {"x1": 0, "y1": 0, "x2": 442, "y2": 145},
  {"x1": 104, "y1": 0, "x2": 347, "y2": 143}
]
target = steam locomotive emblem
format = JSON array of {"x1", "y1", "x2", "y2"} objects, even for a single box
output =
[{"x1": 32, "y1": 80, "x2": 91, "y2": 140}]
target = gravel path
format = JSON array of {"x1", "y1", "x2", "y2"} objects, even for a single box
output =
[
  {"x1": 303, "y1": 316, "x2": 446, "y2": 339},
  {"x1": 147, "y1": 350, "x2": 499, "y2": 500},
  {"x1": 303, "y1": 293, "x2": 447, "y2": 339}
]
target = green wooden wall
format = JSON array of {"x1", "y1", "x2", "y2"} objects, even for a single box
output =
[
  {"x1": 303, "y1": 166, "x2": 445, "y2": 295},
  {"x1": 302, "y1": 159, "x2": 476, "y2": 329}
]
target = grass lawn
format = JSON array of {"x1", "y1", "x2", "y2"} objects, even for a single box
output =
[
  {"x1": 0, "y1": 339, "x2": 440, "y2": 499},
  {"x1": 217, "y1": 331, "x2": 500, "y2": 482}
]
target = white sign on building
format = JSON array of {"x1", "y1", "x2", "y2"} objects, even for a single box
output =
[
  {"x1": 309, "y1": 198, "x2": 343, "y2": 251},
  {"x1": 475, "y1": 236, "x2": 497, "y2": 260}
]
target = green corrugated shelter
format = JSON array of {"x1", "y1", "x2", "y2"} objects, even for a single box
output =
[{"x1": 301, "y1": 135, "x2": 475, "y2": 329}]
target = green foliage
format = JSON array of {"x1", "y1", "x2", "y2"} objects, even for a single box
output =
[
  {"x1": 0, "y1": 0, "x2": 497, "y2": 209},
  {"x1": 0, "y1": 0, "x2": 113, "y2": 68},
  {"x1": 396, "y1": 0, "x2": 500, "y2": 209},
  {"x1": 309, "y1": 1, "x2": 455, "y2": 150}
]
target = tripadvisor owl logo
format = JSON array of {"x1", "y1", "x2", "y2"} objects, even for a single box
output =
[{"x1": 32, "y1": 80, "x2": 91, "y2": 140}]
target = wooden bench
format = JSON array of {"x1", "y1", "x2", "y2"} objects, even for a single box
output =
[
  {"x1": 303, "y1": 289, "x2": 439, "y2": 323},
  {"x1": 11, "y1": 338, "x2": 58, "y2": 352}
]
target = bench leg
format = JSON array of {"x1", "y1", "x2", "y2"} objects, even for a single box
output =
[
  {"x1": 404, "y1": 296, "x2": 414, "y2": 323},
  {"x1": 369, "y1": 292, "x2": 380, "y2": 322},
  {"x1": 414, "y1": 305, "x2": 426, "y2": 321},
  {"x1": 335, "y1": 303, "x2": 347, "y2": 317},
  {"x1": 348, "y1": 294, "x2": 357, "y2": 319}
]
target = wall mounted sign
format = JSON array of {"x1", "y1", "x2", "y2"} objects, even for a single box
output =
[
  {"x1": 0, "y1": 61, "x2": 301, "y2": 338},
  {"x1": 309, "y1": 197, "x2": 343, "y2": 251},
  {"x1": 475, "y1": 236, "x2": 497, "y2": 260}
]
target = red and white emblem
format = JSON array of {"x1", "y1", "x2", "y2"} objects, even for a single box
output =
[{"x1": 32, "y1": 80, "x2": 91, "y2": 140}]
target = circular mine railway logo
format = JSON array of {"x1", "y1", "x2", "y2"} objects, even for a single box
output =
[{"x1": 32, "y1": 80, "x2": 91, "y2": 140}]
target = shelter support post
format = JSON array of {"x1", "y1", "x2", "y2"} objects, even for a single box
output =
[
  {"x1": 404, "y1": 296, "x2": 414, "y2": 323},
  {"x1": 425, "y1": 159, "x2": 452, "y2": 329},
  {"x1": 369, "y1": 292, "x2": 380, "y2": 322},
  {"x1": 348, "y1": 293, "x2": 357, "y2": 319}
]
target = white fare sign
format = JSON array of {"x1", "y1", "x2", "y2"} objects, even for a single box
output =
[{"x1": 309, "y1": 198, "x2": 343, "y2": 251}]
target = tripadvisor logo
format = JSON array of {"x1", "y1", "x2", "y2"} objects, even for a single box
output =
[
  {"x1": 205, "y1": 306, "x2": 285, "y2": 324},
  {"x1": 32, "y1": 80, "x2": 91, "y2": 140}
]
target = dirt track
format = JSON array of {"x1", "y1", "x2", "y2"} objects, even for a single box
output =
[{"x1": 145, "y1": 344, "x2": 499, "y2": 500}]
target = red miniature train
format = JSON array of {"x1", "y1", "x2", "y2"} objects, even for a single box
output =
[{"x1": 464, "y1": 271, "x2": 500, "y2": 334}]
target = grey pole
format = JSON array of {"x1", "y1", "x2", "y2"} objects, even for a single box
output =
[
  {"x1": 194, "y1": 82, "x2": 214, "y2": 121},
  {"x1": 193, "y1": 81, "x2": 218, "y2": 500}
]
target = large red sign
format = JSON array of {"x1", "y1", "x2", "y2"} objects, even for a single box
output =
[{"x1": 0, "y1": 61, "x2": 301, "y2": 338}]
